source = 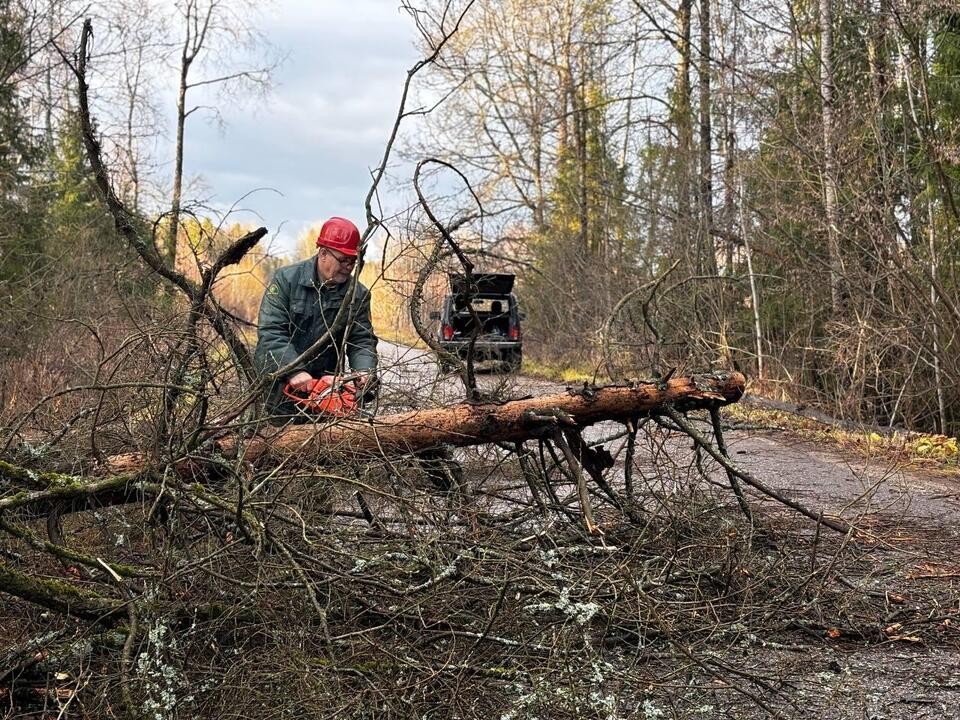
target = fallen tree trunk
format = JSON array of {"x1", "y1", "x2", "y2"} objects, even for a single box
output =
[{"x1": 105, "y1": 371, "x2": 745, "y2": 474}]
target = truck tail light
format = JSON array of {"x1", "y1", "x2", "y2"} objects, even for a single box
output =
[
  {"x1": 442, "y1": 324, "x2": 454, "y2": 340},
  {"x1": 508, "y1": 325, "x2": 520, "y2": 341}
]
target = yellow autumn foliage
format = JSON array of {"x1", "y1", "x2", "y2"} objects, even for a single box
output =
[
  {"x1": 909, "y1": 434, "x2": 959, "y2": 459},
  {"x1": 168, "y1": 218, "x2": 284, "y2": 324}
]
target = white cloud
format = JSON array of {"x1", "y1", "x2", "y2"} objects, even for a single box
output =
[{"x1": 180, "y1": 0, "x2": 424, "y2": 257}]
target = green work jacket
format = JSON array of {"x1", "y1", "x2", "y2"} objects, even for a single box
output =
[{"x1": 254, "y1": 255, "x2": 378, "y2": 412}]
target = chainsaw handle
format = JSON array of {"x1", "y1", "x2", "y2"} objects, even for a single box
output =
[
  {"x1": 283, "y1": 373, "x2": 356, "y2": 396},
  {"x1": 286, "y1": 370, "x2": 315, "y2": 392},
  {"x1": 280, "y1": 374, "x2": 361, "y2": 417},
  {"x1": 332, "y1": 372, "x2": 361, "y2": 390},
  {"x1": 281, "y1": 381, "x2": 314, "y2": 403}
]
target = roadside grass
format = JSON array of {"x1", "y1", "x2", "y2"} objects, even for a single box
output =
[
  {"x1": 725, "y1": 400, "x2": 960, "y2": 473},
  {"x1": 519, "y1": 358, "x2": 600, "y2": 384},
  {"x1": 376, "y1": 325, "x2": 427, "y2": 350}
]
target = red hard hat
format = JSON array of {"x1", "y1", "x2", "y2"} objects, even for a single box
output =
[{"x1": 316, "y1": 217, "x2": 361, "y2": 256}]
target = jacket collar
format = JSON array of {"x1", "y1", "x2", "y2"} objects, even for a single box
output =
[
  {"x1": 297, "y1": 255, "x2": 319, "y2": 288},
  {"x1": 297, "y1": 254, "x2": 348, "y2": 296}
]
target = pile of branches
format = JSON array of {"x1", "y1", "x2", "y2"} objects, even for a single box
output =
[{"x1": 4, "y1": 393, "x2": 941, "y2": 719}]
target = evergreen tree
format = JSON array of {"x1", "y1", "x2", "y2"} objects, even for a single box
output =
[
  {"x1": 45, "y1": 112, "x2": 119, "y2": 253},
  {"x1": 0, "y1": 0, "x2": 40, "y2": 282}
]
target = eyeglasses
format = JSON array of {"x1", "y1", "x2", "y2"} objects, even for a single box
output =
[{"x1": 324, "y1": 248, "x2": 357, "y2": 268}]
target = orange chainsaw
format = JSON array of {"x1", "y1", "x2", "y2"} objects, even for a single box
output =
[{"x1": 282, "y1": 373, "x2": 363, "y2": 418}]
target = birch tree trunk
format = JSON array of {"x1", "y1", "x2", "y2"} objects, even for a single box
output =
[
  {"x1": 819, "y1": 0, "x2": 844, "y2": 312},
  {"x1": 165, "y1": 52, "x2": 189, "y2": 263},
  {"x1": 676, "y1": 0, "x2": 695, "y2": 258},
  {"x1": 698, "y1": 0, "x2": 717, "y2": 276}
]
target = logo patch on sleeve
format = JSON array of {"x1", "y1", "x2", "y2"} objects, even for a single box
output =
[{"x1": 267, "y1": 283, "x2": 280, "y2": 295}]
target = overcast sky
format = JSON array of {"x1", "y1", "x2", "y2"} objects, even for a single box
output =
[{"x1": 181, "y1": 0, "x2": 423, "y2": 258}]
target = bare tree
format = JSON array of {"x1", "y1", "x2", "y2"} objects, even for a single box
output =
[
  {"x1": 697, "y1": 0, "x2": 716, "y2": 276},
  {"x1": 110, "y1": 0, "x2": 166, "y2": 211},
  {"x1": 162, "y1": 0, "x2": 278, "y2": 265},
  {"x1": 819, "y1": 0, "x2": 843, "y2": 312}
]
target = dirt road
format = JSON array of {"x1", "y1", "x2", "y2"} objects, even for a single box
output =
[
  {"x1": 376, "y1": 339, "x2": 960, "y2": 533},
  {"x1": 376, "y1": 339, "x2": 959, "y2": 514},
  {"x1": 375, "y1": 340, "x2": 960, "y2": 719}
]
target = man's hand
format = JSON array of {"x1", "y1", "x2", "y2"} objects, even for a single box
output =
[
  {"x1": 352, "y1": 371, "x2": 378, "y2": 396},
  {"x1": 287, "y1": 371, "x2": 315, "y2": 391}
]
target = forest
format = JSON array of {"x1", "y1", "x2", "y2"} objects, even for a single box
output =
[{"x1": 1, "y1": 1, "x2": 959, "y2": 718}]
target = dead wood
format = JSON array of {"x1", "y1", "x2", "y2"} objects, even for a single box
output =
[{"x1": 103, "y1": 371, "x2": 746, "y2": 474}]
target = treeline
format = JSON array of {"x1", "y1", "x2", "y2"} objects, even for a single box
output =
[
  {"x1": 0, "y1": 1, "x2": 281, "y2": 421},
  {"x1": 2, "y1": 1, "x2": 958, "y2": 437},
  {"x1": 0, "y1": 110, "x2": 279, "y2": 418},
  {"x1": 407, "y1": 0, "x2": 960, "y2": 435}
]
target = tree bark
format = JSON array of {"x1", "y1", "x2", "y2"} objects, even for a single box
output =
[
  {"x1": 819, "y1": 0, "x2": 844, "y2": 311},
  {"x1": 676, "y1": 0, "x2": 695, "y2": 254},
  {"x1": 104, "y1": 372, "x2": 746, "y2": 474},
  {"x1": 698, "y1": 0, "x2": 717, "y2": 276},
  {"x1": 164, "y1": 56, "x2": 188, "y2": 263}
]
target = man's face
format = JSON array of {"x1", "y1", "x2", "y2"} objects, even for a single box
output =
[{"x1": 317, "y1": 247, "x2": 358, "y2": 284}]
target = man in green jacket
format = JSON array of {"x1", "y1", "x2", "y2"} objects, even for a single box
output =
[{"x1": 254, "y1": 216, "x2": 378, "y2": 420}]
